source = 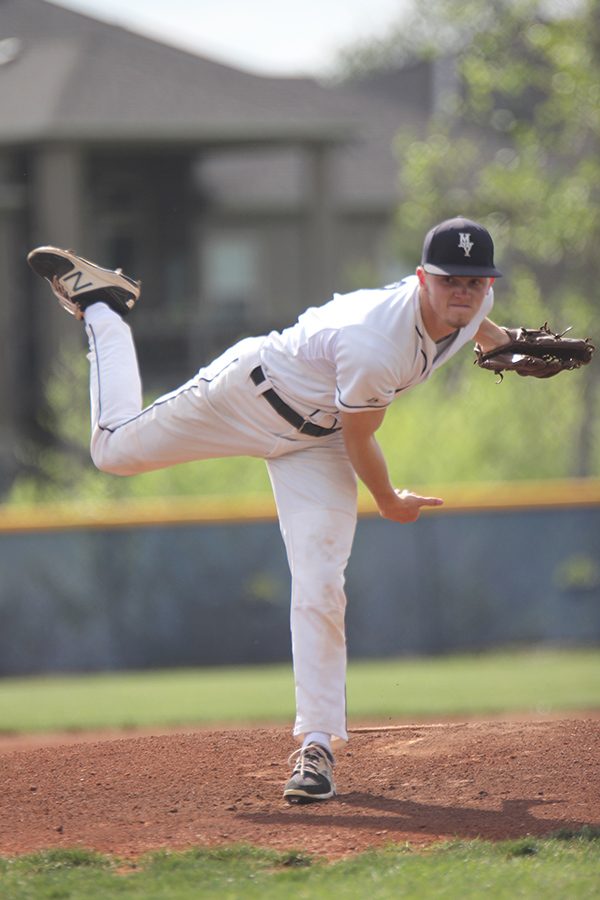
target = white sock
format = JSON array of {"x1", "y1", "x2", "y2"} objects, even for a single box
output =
[{"x1": 303, "y1": 732, "x2": 332, "y2": 755}]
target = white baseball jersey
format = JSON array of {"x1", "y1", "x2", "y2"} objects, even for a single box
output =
[{"x1": 260, "y1": 275, "x2": 494, "y2": 420}]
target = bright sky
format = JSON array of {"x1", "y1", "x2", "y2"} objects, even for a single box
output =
[{"x1": 51, "y1": 0, "x2": 410, "y2": 76}]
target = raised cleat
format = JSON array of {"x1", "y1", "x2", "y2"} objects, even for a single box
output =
[{"x1": 27, "y1": 246, "x2": 141, "y2": 319}]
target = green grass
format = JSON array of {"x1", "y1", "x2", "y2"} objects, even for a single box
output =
[
  {"x1": 1, "y1": 834, "x2": 599, "y2": 899},
  {"x1": 0, "y1": 648, "x2": 597, "y2": 734},
  {"x1": 1, "y1": 651, "x2": 598, "y2": 897}
]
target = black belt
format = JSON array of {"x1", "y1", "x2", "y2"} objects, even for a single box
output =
[{"x1": 250, "y1": 366, "x2": 340, "y2": 437}]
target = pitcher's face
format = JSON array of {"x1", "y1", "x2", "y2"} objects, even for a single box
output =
[{"x1": 417, "y1": 268, "x2": 493, "y2": 340}]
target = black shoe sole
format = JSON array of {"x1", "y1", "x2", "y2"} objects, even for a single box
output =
[
  {"x1": 28, "y1": 251, "x2": 74, "y2": 280},
  {"x1": 283, "y1": 789, "x2": 336, "y2": 804}
]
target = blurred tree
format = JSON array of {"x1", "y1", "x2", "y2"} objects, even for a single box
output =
[{"x1": 340, "y1": 0, "x2": 600, "y2": 477}]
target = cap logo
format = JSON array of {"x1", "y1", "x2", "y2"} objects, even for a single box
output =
[{"x1": 458, "y1": 232, "x2": 474, "y2": 257}]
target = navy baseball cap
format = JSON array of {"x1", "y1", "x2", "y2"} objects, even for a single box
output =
[{"x1": 421, "y1": 216, "x2": 502, "y2": 277}]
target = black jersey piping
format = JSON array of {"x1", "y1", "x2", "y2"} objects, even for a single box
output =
[
  {"x1": 414, "y1": 324, "x2": 429, "y2": 375},
  {"x1": 88, "y1": 323, "x2": 239, "y2": 434},
  {"x1": 335, "y1": 389, "x2": 391, "y2": 411}
]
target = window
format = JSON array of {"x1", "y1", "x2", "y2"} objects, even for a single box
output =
[{"x1": 202, "y1": 230, "x2": 261, "y2": 307}]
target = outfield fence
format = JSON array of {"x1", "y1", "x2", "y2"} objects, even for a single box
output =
[{"x1": 0, "y1": 479, "x2": 599, "y2": 675}]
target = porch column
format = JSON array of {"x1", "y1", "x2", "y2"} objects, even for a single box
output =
[
  {"x1": 30, "y1": 144, "x2": 86, "y2": 367},
  {"x1": 5, "y1": 144, "x2": 89, "y2": 461},
  {"x1": 0, "y1": 153, "x2": 27, "y2": 490},
  {"x1": 304, "y1": 141, "x2": 336, "y2": 305}
]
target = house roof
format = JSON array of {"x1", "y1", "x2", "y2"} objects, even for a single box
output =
[
  {"x1": 0, "y1": 0, "x2": 432, "y2": 208},
  {"x1": 0, "y1": 0, "x2": 355, "y2": 144}
]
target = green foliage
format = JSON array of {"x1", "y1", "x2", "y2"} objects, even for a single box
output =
[
  {"x1": 1, "y1": 835, "x2": 599, "y2": 899},
  {"x1": 379, "y1": 351, "x2": 594, "y2": 484},
  {"x1": 7, "y1": 348, "x2": 271, "y2": 505},
  {"x1": 332, "y1": 0, "x2": 495, "y2": 79},
  {"x1": 391, "y1": 0, "x2": 600, "y2": 476}
]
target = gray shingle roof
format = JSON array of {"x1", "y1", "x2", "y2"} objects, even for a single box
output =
[
  {"x1": 0, "y1": 0, "x2": 354, "y2": 142},
  {"x1": 0, "y1": 0, "x2": 431, "y2": 206}
]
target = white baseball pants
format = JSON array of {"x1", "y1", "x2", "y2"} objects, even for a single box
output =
[{"x1": 85, "y1": 303, "x2": 357, "y2": 744}]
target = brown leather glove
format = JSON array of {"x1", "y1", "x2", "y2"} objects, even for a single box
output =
[{"x1": 475, "y1": 323, "x2": 595, "y2": 381}]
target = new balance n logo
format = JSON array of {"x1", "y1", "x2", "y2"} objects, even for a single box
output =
[{"x1": 62, "y1": 270, "x2": 93, "y2": 292}]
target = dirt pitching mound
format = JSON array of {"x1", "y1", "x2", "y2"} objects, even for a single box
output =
[{"x1": 1, "y1": 718, "x2": 598, "y2": 859}]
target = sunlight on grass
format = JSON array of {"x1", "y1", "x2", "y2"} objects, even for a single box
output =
[{"x1": 0, "y1": 648, "x2": 597, "y2": 734}]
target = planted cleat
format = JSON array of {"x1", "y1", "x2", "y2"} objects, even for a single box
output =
[{"x1": 283, "y1": 743, "x2": 336, "y2": 804}]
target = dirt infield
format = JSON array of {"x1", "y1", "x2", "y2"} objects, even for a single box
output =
[{"x1": 0, "y1": 718, "x2": 598, "y2": 859}]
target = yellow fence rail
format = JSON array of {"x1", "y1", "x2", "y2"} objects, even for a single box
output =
[{"x1": 0, "y1": 478, "x2": 599, "y2": 534}]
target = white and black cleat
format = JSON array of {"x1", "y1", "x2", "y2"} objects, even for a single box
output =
[
  {"x1": 283, "y1": 743, "x2": 336, "y2": 804},
  {"x1": 27, "y1": 246, "x2": 141, "y2": 319}
]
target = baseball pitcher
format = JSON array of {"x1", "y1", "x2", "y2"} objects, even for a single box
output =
[{"x1": 27, "y1": 216, "x2": 592, "y2": 803}]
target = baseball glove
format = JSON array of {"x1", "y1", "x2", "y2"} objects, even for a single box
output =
[{"x1": 475, "y1": 323, "x2": 595, "y2": 380}]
